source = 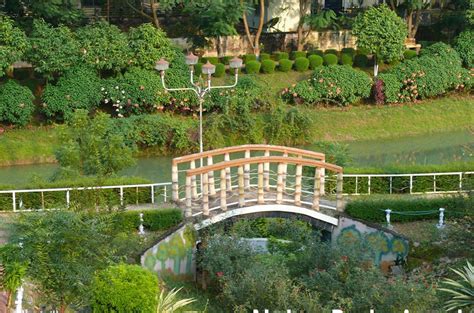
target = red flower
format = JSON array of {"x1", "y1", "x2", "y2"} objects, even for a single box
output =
[
  {"x1": 216, "y1": 271, "x2": 224, "y2": 277},
  {"x1": 341, "y1": 255, "x2": 349, "y2": 262}
]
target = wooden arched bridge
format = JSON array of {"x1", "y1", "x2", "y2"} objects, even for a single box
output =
[{"x1": 171, "y1": 145, "x2": 344, "y2": 228}]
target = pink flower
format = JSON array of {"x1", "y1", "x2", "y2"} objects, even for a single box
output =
[{"x1": 216, "y1": 271, "x2": 224, "y2": 277}]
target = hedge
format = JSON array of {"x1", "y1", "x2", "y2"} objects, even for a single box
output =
[
  {"x1": 309, "y1": 55, "x2": 323, "y2": 69},
  {"x1": 260, "y1": 53, "x2": 271, "y2": 61},
  {"x1": 113, "y1": 208, "x2": 182, "y2": 232},
  {"x1": 278, "y1": 59, "x2": 292, "y2": 72},
  {"x1": 0, "y1": 80, "x2": 35, "y2": 126},
  {"x1": 261, "y1": 59, "x2": 276, "y2": 74},
  {"x1": 308, "y1": 50, "x2": 324, "y2": 57},
  {"x1": 243, "y1": 54, "x2": 257, "y2": 63},
  {"x1": 340, "y1": 53, "x2": 353, "y2": 66},
  {"x1": 323, "y1": 53, "x2": 338, "y2": 66},
  {"x1": 354, "y1": 54, "x2": 369, "y2": 67},
  {"x1": 291, "y1": 51, "x2": 307, "y2": 60},
  {"x1": 325, "y1": 49, "x2": 339, "y2": 55},
  {"x1": 454, "y1": 29, "x2": 474, "y2": 68},
  {"x1": 345, "y1": 196, "x2": 472, "y2": 223},
  {"x1": 213, "y1": 63, "x2": 225, "y2": 77},
  {"x1": 220, "y1": 56, "x2": 232, "y2": 65},
  {"x1": 294, "y1": 57, "x2": 309, "y2": 72},
  {"x1": 341, "y1": 47, "x2": 356, "y2": 56},
  {"x1": 195, "y1": 62, "x2": 203, "y2": 76},
  {"x1": 274, "y1": 52, "x2": 289, "y2": 61},
  {"x1": 245, "y1": 60, "x2": 261, "y2": 74},
  {"x1": 403, "y1": 50, "x2": 417, "y2": 60}
]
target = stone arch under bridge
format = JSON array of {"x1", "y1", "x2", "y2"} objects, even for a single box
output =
[{"x1": 171, "y1": 145, "x2": 344, "y2": 225}]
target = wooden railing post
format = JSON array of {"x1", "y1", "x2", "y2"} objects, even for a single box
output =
[
  {"x1": 320, "y1": 160, "x2": 326, "y2": 195},
  {"x1": 190, "y1": 160, "x2": 198, "y2": 199},
  {"x1": 185, "y1": 176, "x2": 192, "y2": 218},
  {"x1": 238, "y1": 166, "x2": 245, "y2": 207},
  {"x1": 244, "y1": 150, "x2": 250, "y2": 190},
  {"x1": 312, "y1": 168, "x2": 320, "y2": 211},
  {"x1": 258, "y1": 163, "x2": 264, "y2": 204},
  {"x1": 225, "y1": 153, "x2": 232, "y2": 191},
  {"x1": 336, "y1": 172, "x2": 344, "y2": 212},
  {"x1": 171, "y1": 162, "x2": 179, "y2": 202},
  {"x1": 220, "y1": 169, "x2": 227, "y2": 211},
  {"x1": 207, "y1": 156, "x2": 216, "y2": 197},
  {"x1": 276, "y1": 163, "x2": 284, "y2": 204},
  {"x1": 295, "y1": 164, "x2": 302, "y2": 206},
  {"x1": 282, "y1": 152, "x2": 288, "y2": 192},
  {"x1": 202, "y1": 173, "x2": 209, "y2": 216},
  {"x1": 264, "y1": 150, "x2": 270, "y2": 191}
]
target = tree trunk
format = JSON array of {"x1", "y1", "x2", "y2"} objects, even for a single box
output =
[
  {"x1": 216, "y1": 36, "x2": 223, "y2": 57},
  {"x1": 411, "y1": 11, "x2": 422, "y2": 38},
  {"x1": 407, "y1": 11, "x2": 414, "y2": 39},
  {"x1": 241, "y1": 1, "x2": 256, "y2": 53},
  {"x1": 150, "y1": 0, "x2": 160, "y2": 28},
  {"x1": 297, "y1": 23, "x2": 305, "y2": 51},
  {"x1": 253, "y1": 0, "x2": 265, "y2": 56}
]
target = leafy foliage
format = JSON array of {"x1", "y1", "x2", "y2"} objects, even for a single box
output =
[
  {"x1": 245, "y1": 60, "x2": 261, "y2": 74},
  {"x1": 294, "y1": 57, "x2": 310, "y2": 71},
  {"x1": 341, "y1": 53, "x2": 353, "y2": 66},
  {"x1": 76, "y1": 21, "x2": 132, "y2": 73},
  {"x1": 213, "y1": 63, "x2": 226, "y2": 77},
  {"x1": 55, "y1": 110, "x2": 135, "y2": 177},
  {"x1": 278, "y1": 59, "x2": 293, "y2": 72},
  {"x1": 323, "y1": 53, "x2": 338, "y2": 65},
  {"x1": 261, "y1": 59, "x2": 276, "y2": 73},
  {"x1": 265, "y1": 106, "x2": 312, "y2": 146},
  {"x1": 282, "y1": 65, "x2": 372, "y2": 106},
  {"x1": 0, "y1": 14, "x2": 28, "y2": 77},
  {"x1": 440, "y1": 261, "x2": 474, "y2": 311},
  {"x1": 128, "y1": 23, "x2": 178, "y2": 70},
  {"x1": 309, "y1": 54, "x2": 323, "y2": 69},
  {"x1": 454, "y1": 29, "x2": 474, "y2": 68},
  {"x1": 91, "y1": 264, "x2": 159, "y2": 313},
  {"x1": 41, "y1": 66, "x2": 102, "y2": 121},
  {"x1": 354, "y1": 53, "x2": 369, "y2": 67},
  {"x1": 26, "y1": 19, "x2": 80, "y2": 78},
  {"x1": 156, "y1": 288, "x2": 195, "y2": 313},
  {"x1": 403, "y1": 49, "x2": 418, "y2": 59},
  {"x1": 0, "y1": 80, "x2": 34, "y2": 126},
  {"x1": 352, "y1": 5, "x2": 407, "y2": 64}
]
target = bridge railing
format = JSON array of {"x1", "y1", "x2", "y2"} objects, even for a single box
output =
[
  {"x1": 182, "y1": 156, "x2": 344, "y2": 218},
  {"x1": 0, "y1": 183, "x2": 171, "y2": 212},
  {"x1": 171, "y1": 144, "x2": 327, "y2": 202}
]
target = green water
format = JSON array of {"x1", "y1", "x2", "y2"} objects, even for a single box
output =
[{"x1": 0, "y1": 130, "x2": 472, "y2": 186}]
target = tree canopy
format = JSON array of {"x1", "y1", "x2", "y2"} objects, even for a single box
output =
[{"x1": 0, "y1": 14, "x2": 28, "y2": 77}]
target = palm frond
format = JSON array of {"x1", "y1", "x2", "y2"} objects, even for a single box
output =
[
  {"x1": 157, "y1": 287, "x2": 195, "y2": 313},
  {"x1": 440, "y1": 261, "x2": 474, "y2": 311}
]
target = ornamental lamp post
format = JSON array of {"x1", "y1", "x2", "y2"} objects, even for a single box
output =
[{"x1": 156, "y1": 53, "x2": 243, "y2": 190}]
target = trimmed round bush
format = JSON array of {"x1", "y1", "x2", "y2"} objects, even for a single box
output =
[
  {"x1": 323, "y1": 53, "x2": 338, "y2": 66},
  {"x1": 403, "y1": 50, "x2": 418, "y2": 60},
  {"x1": 91, "y1": 264, "x2": 159, "y2": 313},
  {"x1": 340, "y1": 53, "x2": 354, "y2": 66},
  {"x1": 194, "y1": 62, "x2": 203, "y2": 76},
  {"x1": 206, "y1": 56, "x2": 219, "y2": 65},
  {"x1": 454, "y1": 30, "x2": 474, "y2": 68},
  {"x1": 220, "y1": 56, "x2": 231, "y2": 64},
  {"x1": 245, "y1": 60, "x2": 261, "y2": 74},
  {"x1": 278, "y1": 59, "x2": 292, "y2": 72},
  {"x1": 0, "y1": 80, "x2": 35, "y2": 126},
  {"x1": 261, "y1": 59, "x2": 276, "y2": 74},
  {"x1": 309, "y1": 55, "x2": 323, "y2": 69},
  {"x1": 243, "y1": 54, "x2": 257, "y2": 63},
  {"x1": 325, "y1": 49, "x2": 339, "y2": 55},
  {"x1": 294, "y1": 57, "x2": 310, "y2": 72},
  {"x1": 291, "y1": 51, "x2": 307, "y2": 60},
  {"x1": 274, "y1": 52, "x2": 289, "y2": 61},
  {"x1": 308, "y1": 50, "x2": 324, "y2": 57},
  {"x1": 341, "y1": 47, "x2": 356, "y2": 56},
  {"x1": 354, "y1": 54, "x2": 369, "y2": 67},
  {"x1": 213, "y1": 63, "x2": 226, "y2": 77},
  {"x1": 260, "y1": 53, "x2": 271, "y2": 61}
]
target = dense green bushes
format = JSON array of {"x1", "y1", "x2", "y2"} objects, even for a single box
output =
[
  {"x1": 378, "y1": 43, "x2": 471, "y2": 103},
  {"x1": 278, "y1": 59, "x2": 293, "y2": 72},
  {"x1": 0, "y1": 15, "x2": 28, "y2": 77},
  {"x1": 309, "y1": 55, "x2": 323, "y2": 69},
  {"x1": 341, "y1": 53, "x2": 354, "y2": 66},
  {"x1": 42, "y1": 66, "x2": 102, "y2": 121},
  {"x1": 261, "y1": 59, "x2": 276, "y2": 73},
  {"x1": 113, "y1": 209, "x2": 182, "y2": 232},
  {"x1": 454, "y1": 29, "x2": 474, "y2": 68},
  {"x1": 243, "y1": 54, "x2": 257, "y2": 63},
  {"x1": 323, "y1": 53, "x2": 338, "y2": 65},
  {"x1": 274, "y1": 51, "x2": 289, "y2": 60},
  {"x1": 213, "y1": 63, "x2": 225, "y2": 77},
  {"x1": 245, "y1": 60, "x2": 261, "y2": 74},
  {"x1": 294, "y1": 57, "x2": 309, "y2": 71},
  {"x1": 291, "y1": 51, "x2": 307, "y2": 59},
  {"x1": 260, "y1": 53, "x2": 271, "y2": 61},
  {"x1": 0, "y1": 80, "x2": 34, "y2": 126},
  {"x1": 346, "y1": 195, "x2": 472, "y2": 223},
  {"x1": 354, "y1": 54, "x2": 369, "y2": 67},
  {"x1": 403, "y1": 49, "x2": 418, "y2": 59},
  {"x1": 282, "y1": 65, "x2": 372, "y2": 106}
]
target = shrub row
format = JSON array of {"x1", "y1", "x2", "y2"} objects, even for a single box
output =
[
  {"x1": 112, "y1": 208, "x2": 182, "y2": 232},
  {"x1": 345, "y1": 195, "x2": 472, "y2": 223}
]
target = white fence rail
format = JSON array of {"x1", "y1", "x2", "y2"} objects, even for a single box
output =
[{"x1": 0, "y1": 171, "x2": 472, "y2": 212}]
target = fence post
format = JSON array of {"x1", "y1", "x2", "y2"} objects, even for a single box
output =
[
  {"x1": 12, "y1": 191, "x2": 16, "y2": 212},
  {"x1": 185, "y1": 176, "x2": 192, "y2": 218},
  {"x1": 336, "y1": 172, "x2": 344, "y2": 212},
  {"x1": 220, "y1": 169, "x2": 227, "y2": 211},
  {"x1": 164, "y1": 185, "x2": 167, "y2": 203},
  {"x1": 66, "y1": 190, "x2": 70, "y2": 208},
  {"x1": 207, "y1": 156, "x2": 216, "y2": 197},
  {"x1": 190, "y1": 160, "x2": 198, "y2": 199},
  {"x1": 119, "y1": 187, "x2": 124, "y2": 206},
  {"x1": 258, "y1": 163, "x2": 264, "y2": 204},
  {"x1": 294, "y1": 164, "x2": 302, "y2": 206},
  {"x1": 151, "y1": 185, "x2": 155, "y2": 204},
  {"x1": 139, "y1": 213, "x2": 145, "y2": 235},
  {"x1": 312, "y1": 168, "x2": 321, "y2": 211},
  {"x1": 202, "y1": 173, "x2": 209, "y2": 216},
  {"x1": 385, "y1": 209, "x2": 392, "y2": 229},
  {"x1": 276, "y1": 163, "x2": 284, "y2": 204},
  {"x1": 238, "y1": 166, "x2": 245, "y2": 207},
  {"x1": 409, "y1": 175, "x2": 413, "y2": 194},
  {"x1": 225, "y1": 153, "x2": 232, "y2": 191},
  {"x1": 244, "y1": 150, "x2": 251, "y2": 190},
  {"x1": 355, "y1": 176, "x2": 358, "y2": 194},
  {"x1": 433, "y1": 174, "x2": 436, "y2": 193},
  {"x1": 264, "y1": 150, "x2": 270, "y2": 191},
  {"x1": 436, "y1": 208, "x2": 445, "y2": 229},
  {"x1": 389, "y1": 176, "x2": 393, "y2": 194},
  {"x1": 368, "y1": 176, "x2": 371, "y2": 195},
  {"x1": 459, "y1": 173, "x2": 463, "y2": 191},
  {"x1": 171, "y1": 161, "x2": 179, "y2": 202}
]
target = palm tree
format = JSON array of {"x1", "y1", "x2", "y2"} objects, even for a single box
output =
[{"x1": 439, "y1": 261, "x2": 474, "y2": 311}]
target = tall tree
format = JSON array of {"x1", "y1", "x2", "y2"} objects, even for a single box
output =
[
  {"x1": 402, "y1": 0, "x2": 430, "y2": 39},
  {"x1": 0, "y1": 15, "x2": 28, "y2": 77},
  {"x1": 296, "y1": 4, "x2": 338, "y2": 51},
  {"x1": 242, "y1": 0, "x2": 266, "y2": 56},
  {"x1": 353, "y1": 5, "x2": 407, "y2": 76},
  {"x1": 124, "y1": 0, "x2": 180, "y2": 28}
]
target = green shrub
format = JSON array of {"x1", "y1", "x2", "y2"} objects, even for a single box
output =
[
  {"x1": 261, "y1": 59, "x2": 276, "y2": 74},
  {"x1": 243, "y1": 54, "x2": 257, "y2": 63},
  {"x1": 308, "y1": 50, "x2": 324, "y2": 57},
  {"x1": 278, "y1": 59, "x2": 293, "y2": 72},
  {"x1": 42, "y1": 66, "x2": 102, "y2": 121},
  {"x1": 377, "y1": 73, "x2": 402, "y2": 103},
  {"x1": 245, "y1": 60, "x2": 261, "y2": 74},
  {"x1": 143, "y1": 208, "x2": 183, "y2": 231},
  {"x1": 0, "y1": 15, "x2": 28, "y2": 77},
  {"x1": 403, "y1": 49, "x2": 418, "y2": 60},
  {"x1": 291, "y1": 51, "x2": 307, "y2": 60},
  {"x1": 294, "y1": 57, "x2": 310, "y2": 72},
  {"x1": 91, "y1": 264, "x2": 159, "y2": 313},
  {"x1": 194, "y1": 62, "x2": 203, "y2": 76},
  {"x1": 274, "y1": 52, "x2": 289, "y2": 61},
  {"x1": 357, "y1": 47, "x2": 370, "y2": 55},
  {"x1": 325, "y1": 49, "x2": 339, "y2": 55},
  {"x1": 309, "y1": 55, "x2": 324, "y2": 69},
  {"x1": 220, "y1": 56, "x2": 232, "y2": 65},
  {"x1": 282, "y1": 65, "x2": 372, "y2": 106},
  {"x1": 340, "y1": 53, "x2": 354, "y2": 66},
  {"x1": 454, "y1": 30, "x2": 474, "y2": 68},
  {"x1": 323, "y1": 53, "x2": 338, "y2": 66},
  {"x1": 0, "y1": 80, "x2": 34, "y2": 126},
  {"x1": 260, "y1": 53, "x2": 271, "y2": 61},
  {"x1": 341, "y1": 47, "x2": 356, "y2": 56},
  {"x1": 213, "y1": 63, "x2": 226, "y2": 77},
  {"x1": 354, "y1": 54, "x2": 369, "y2": 67},
  {"x1": 345, "y1": 196, "x2": 471, "y2": 223},
  {"x1": 206, "y1": 56, "x2": 220, "y2": 65},
  {"x1": 265, "y1": 106, "x2": 312, "y2": 146}
]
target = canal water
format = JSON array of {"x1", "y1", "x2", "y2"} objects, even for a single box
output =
[{"x1": 0, "y1": 130, "x2": 472, "y2": 186}]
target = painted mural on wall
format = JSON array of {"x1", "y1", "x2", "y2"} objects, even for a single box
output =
[
  {"x1": 333, "y1": 217, "x2": 409, "y2": 266},
  {"x1": 141, "y1": 225, "x2": 196, "y2": 277}
]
